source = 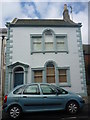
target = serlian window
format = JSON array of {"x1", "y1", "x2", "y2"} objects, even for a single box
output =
[
  {"x1": 32, "y1": 62, "x2": 70, "y2": 86},
  {"x1": 31, "y1": 29, "x2": 68, "y2": 54}
]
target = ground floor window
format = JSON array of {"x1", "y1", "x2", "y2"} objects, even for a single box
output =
[
  {"x1": 34, "y1": 70, "x2": 43, "y2": 83},
  {"x1": 32, "y1": 62, "x2": 71, "y2": 86},
  {"x1": 58, "y1": 69, "x2": 67, "y2": 83},
  {"x1": 32, "y1": 67, "x2": 70, "y2": 85},
  {"x1": 46, "y1": 62, "x2": 55, "y2": 83}
]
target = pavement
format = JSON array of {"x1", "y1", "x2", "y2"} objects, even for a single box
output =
[{"x1": 1, "y1": 103, "x2": 90, "y2": 120}]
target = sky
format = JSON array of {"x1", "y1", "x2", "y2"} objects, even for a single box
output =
[{"x1": 0, "y1": 0, "x2": 89, "y2": 44}]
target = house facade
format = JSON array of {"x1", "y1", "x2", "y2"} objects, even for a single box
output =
[{"x1": 5, "y1": 5, "x2": 87, "y2": 96}]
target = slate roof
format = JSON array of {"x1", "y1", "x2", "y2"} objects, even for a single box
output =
[{"x1": 6, "y1": 18, "x2": 82, "y2": 27}]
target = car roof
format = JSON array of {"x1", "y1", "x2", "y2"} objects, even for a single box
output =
[{"x1": 14, "y1": 83, "x2": 52, "y2": 88}]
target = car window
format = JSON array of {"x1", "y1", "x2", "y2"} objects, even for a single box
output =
[
  {"x1": 40, "y1": 84, "x2": 56, "y2": 95},
  {"x1": 56, "y1": 87, "x2": 68, "y2": 94},
  {"x1": 13, "y1": 86, "x2": 24, "y2": 94},
  {"x1": 51, "y1": 85, "x2": 68, "y2": 94},
  {"x1": 23, "y1": 85, "x2": 40, "y2": 95}
]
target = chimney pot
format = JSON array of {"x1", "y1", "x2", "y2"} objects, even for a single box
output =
[{"x1": 63, "y1": 4, "x2": 70, "y2": 22}]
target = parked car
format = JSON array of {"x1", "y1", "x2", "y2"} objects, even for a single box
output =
[{"x1": 3, "y1": 83, "x2": 85, "y2": 119}]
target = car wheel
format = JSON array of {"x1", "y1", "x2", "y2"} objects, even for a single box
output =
[
  {"x1": 8, "y1": 105, "x2": 22, "y2": 119},
  {"x1": 66, "y1": 101, "x2": 79, "y2": 114}
]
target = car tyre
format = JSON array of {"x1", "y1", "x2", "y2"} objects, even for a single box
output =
[
  {"x1": 66, "y1": 101, "x2": 79, "y2": 114},
  {"x1": 8, "y1": 105, "x2": 22, "y2": 119}
]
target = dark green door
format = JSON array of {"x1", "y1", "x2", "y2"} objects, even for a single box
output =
[{"x1": 14, "y1": 72, "x2": 24, "y2": 87}]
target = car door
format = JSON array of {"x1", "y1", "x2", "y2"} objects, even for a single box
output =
[
  {"x1": 19, "y1": 84, "x2": 44, "y2": 112},
  {"x1": 40, "y1": 84, "x2": 67, "y2": 110}
]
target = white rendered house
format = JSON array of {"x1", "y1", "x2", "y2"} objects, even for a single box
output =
[{"x1": 5, "y1": 5, "x2": 87, "y2": 96}]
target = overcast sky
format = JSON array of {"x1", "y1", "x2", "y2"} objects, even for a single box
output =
[{"x1": 0, "y1": 0, "x2": 89, "y2": 44}]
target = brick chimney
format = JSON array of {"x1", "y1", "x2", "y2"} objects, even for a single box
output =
[{"x1": 63, "y1": 4, "x2": 70, "y2": 22}]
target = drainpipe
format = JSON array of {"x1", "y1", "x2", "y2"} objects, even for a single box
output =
[{"x1": 1, "y1": 35, "x2": 5, "y2": 102}]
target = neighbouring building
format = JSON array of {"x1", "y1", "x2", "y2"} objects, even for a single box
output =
[
  {"x1": 83, "y1": 45, "x2": 90, "y2": 84},
  {"x1": 5, "y1": 4, "x2": 87, "y2": 96},
  {"x1": 0, "y1": 28, "x2": 7, "y2": 98},
  {"x1": 83, "y1": 45, "x2": 90, "y2": 99}
]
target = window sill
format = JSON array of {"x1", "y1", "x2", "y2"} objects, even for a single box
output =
[
  {"x1": 58, "y1": 83, "x2": 71, "y2": 87},
  {"x1": 31, "y1": 51, "x2": 69, "y2": 55}
]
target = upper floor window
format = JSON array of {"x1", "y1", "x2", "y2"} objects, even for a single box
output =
[
  {"x1": 56, "y1": 36, "x2": 67, "y2": 51},
  {"x1": 44, "y1": 30, "x2": 54, "y2": 51},
  {"x1": 32, "y1": 36, "x2": 42, "y2": 51},
  {"x1": 31, "y1": 29, "x2": 68, "y2": 54}
]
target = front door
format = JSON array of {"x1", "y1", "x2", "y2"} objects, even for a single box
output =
[{"x1": 14, "y1": 67, "x2": 24, "y2": 87}]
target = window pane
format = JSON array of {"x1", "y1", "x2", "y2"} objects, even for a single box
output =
[
  {"x1": 23, "y1": 85, "x2": 39, "y2": 94},
  {"x1": 13, "y1": 86, "x2": 24, "y2": 94},
  {"x1": 59, "y1": 76, "x2": 67, "y2": 82},
  {"x1": 41, "y1": 85, "x2": 56, "y2": 94},
  {"x1": 46, "y1": 63, "x2": 55, "y2": 83},
  {"x1": 59, "y1": 69, "x2": 67, "y2": 83},
  {"x1": 45, "y1": 42, "x2": 53, "y2": 51},
  {"x1": 33, "y1": 44, "x2": 42, "y2": 51},
  {"x1": 47, "y1": 68, "x2": 55, "y2": 74},
  {"x1": 35, "y1": 77, "x2": 42, "y2": 83},
  {"x1": 59, "y1": 69, "x2": 66, "y2": 75},
  {"x1": 56, "y1": 37, "x2": 66, "y2": 51},
  {"x1": 44, "y1": 31, "x2": 53, "y2": 51},
  {"x1": 47, "y1": 76, "x2": 55, "y2": 83},
  {"x1": 33, "y1": 38, "x2": 42, "y2": 51},
  {"x1": 34, "y1": 70, "x2": 42, "y2": 83}
]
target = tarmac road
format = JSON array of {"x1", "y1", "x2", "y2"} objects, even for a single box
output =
[{"x1": 1, "y1": 104, "x2": 90, "y2": 120}]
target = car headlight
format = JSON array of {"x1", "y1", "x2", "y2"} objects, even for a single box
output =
[{"x1": 78, "y1": 95, "x2": 82, "y2": 98}]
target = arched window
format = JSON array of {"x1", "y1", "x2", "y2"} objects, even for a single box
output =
[
  {"x1": 44, "y1": 30, "x2": 54, "y2": 51},
  {"x1": 14, "y1": 67, "x2": 24, "y2": 87},
  {"x1": 46, "y1": 62, "x2": 55, "y2": 83}
]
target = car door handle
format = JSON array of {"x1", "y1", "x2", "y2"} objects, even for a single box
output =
[
  {"x1": 43, "y1": 96, "x2": 47, "y2": 99},
  {"x1": 22, "y1": 96, "x2": 27, "y2": 98}
]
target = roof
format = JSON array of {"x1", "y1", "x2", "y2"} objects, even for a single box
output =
[
  {"x1": 83, "y1": 45, "x2": 90, "y2": 54},
  {"x1": 6, "y1": 18, "x2": 82, "y2": 27}
]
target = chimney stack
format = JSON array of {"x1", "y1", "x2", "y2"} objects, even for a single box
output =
[{"x1": 63, "y1": 4, "x2": 70, "y2": 22}]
